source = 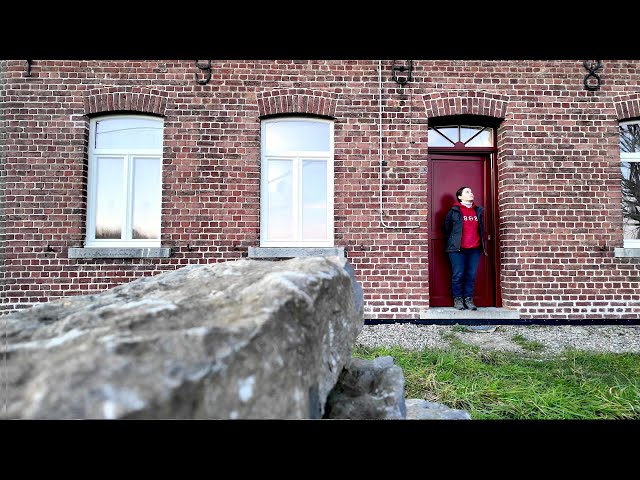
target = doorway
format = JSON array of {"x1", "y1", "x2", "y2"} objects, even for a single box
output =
[{"x1": 428, "y1": 153, "x2": 500, "y2": 307}]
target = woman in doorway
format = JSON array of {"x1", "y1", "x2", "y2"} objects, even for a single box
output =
[{"x1": 443, "y1": 186, "x2": 486, "y2": 310}]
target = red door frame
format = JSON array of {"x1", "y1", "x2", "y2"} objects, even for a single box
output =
[{"x1": 427, "y1": 146, "x2": 502, "y2": 307}]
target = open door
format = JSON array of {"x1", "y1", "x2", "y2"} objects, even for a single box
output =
[{"x1": 428, "y1": 153, "x2": 497, "y2": 307}]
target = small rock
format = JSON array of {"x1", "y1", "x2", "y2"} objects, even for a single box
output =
[{"x1": 405, "y1": 398, "x2": 471, "y2": 420}]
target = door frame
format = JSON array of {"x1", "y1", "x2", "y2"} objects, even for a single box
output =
[{"x1": 427, "y1": 147, "x2": 502, "y2": 307}]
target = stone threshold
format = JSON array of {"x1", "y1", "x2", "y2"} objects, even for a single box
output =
[{"x1": 420, "y1": 307, "x2": 520, "y2": 321}]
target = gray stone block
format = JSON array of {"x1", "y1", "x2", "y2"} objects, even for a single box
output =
[
  {"x1": 324, "y1": 356, "x2": 406, "y2": 420},
  {"x1": 247, "y1": 247, "x2": 345, "y2": 258},
  {"x1": 3, "y1": 257, "x2": 364, "y2": 419},
  {"x1": 68, "y1": 247, "x2": 171, "y2": 259},
  {"x1": 405, "y1": 398, "x2": 471, "y2": 420}
]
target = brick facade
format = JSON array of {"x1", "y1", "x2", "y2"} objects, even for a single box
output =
[{"x1": 1, "y1": 59, "x2": 639, "y2": 320}]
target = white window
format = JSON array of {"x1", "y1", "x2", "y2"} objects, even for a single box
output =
[
  {"x1": 86, "y1": 115, "x2": 163, "y2": 247},
  {"x1": 260, "y1": 117, "x2": 334, "y2": 247},
  {"x1": 621, "y1": 120, "x2": 640, "y2": 248}
]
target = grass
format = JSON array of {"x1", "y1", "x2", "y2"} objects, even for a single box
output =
[
  {"x1": 511, "y1": 334, "x2": 545, "y2": 352},
  {"x1": 352, "y1": 341, "x2": 640, "y2": 419},
  {"x1": 450, "y1": 325, "x2": 467, "y2": 333}
]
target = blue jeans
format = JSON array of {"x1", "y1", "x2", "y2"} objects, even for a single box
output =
[{"x1": 448, "y1": 248, "x2": 482, "y2": 298}]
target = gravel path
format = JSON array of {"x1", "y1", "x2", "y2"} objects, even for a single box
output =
[{"x1": 356, "y1": 323, "x2": 640, "y2": 355}]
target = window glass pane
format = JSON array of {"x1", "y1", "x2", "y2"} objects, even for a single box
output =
[
  {"x1": 465, "y1": 129, "x2": 493, "y2": 147},
  {"x1": 267, "y1": 160, "x2": 294, "y2": 240},
  {"x1": 622, "y1": 161, "x2": 640, "y2": 241},
  {"x1": 95, "y1": 156, "x2": 124, "y2": 239},
  {"x1": 460, "y1": 126, "x2": 484, "y2": 143},
  {"x1": 132, "y1": 157, "x2": 161, "y2": 239},
  {"x1": 95, "y1": 117, "x2": 163, "y2": 150},
  {"x1": 620, "y1": 123, "x2": 640, "y2": 153},
  {"x1": 428, "y1": 128, "x2": 455, "y2": 147},
  {"x1": 302, "y1": 160, "x2": 327, "y2": 240},
  {"x1": 438, "y1": 127, "x2": 458, "y2": 143},
  {"x1": 265, "y1": 120, "x2": 330, "y2": 153}
]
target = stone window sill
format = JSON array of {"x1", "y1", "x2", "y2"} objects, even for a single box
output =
[
  {"x1": 614, "y1": 248, "x2": 640, "y2": 258},
  {"x1": 68, "y1": 247, "x2": 171, "y2": 259},
  {"x1": 247, "y1": 247, "x2": 345, "y2": 258}
]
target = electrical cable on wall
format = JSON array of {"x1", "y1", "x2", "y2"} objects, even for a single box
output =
[{"x1": 378, "y1": 60, "x2": 420, "y2": 230}]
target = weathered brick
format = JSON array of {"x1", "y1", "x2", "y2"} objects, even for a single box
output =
[{"x1": 2, "y1": 59, "x2": 640, "y2": 320}]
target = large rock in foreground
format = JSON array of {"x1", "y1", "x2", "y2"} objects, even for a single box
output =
[{"x1": 3, "y1": 256, "x2": 364, "y2": 419}]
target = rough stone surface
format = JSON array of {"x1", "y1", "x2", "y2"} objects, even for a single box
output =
[
  {"x1": 323, "y1": 356, "x2": 406, "y2": 419},
  {"x1": 405, "y1": 399, "x2": 472, "y2": 420},
  {"x1": 2, "y1": 256, "x2": 364, "y2": 419}
]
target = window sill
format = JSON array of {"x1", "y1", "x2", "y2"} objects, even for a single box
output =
[
  {"x1": 247, "y1": 247, "x2": 345, "y2": 259},
  {"x1": 614, "y1": 248, "x2": 640, "y2": 258},
  {"x1": 68, "y1": 247, "x2": 171, "y2": 259}
]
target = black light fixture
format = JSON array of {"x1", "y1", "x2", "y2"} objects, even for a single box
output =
[
  {"x1": 26, "y1": 59, "x2": 32, "y2": 77},
  {"x1": 583, "y1": 60, "x2": 603, "y2": 91},
  {"x1": 195, "y1": 60, "x2": 212, "y2": 85},
  {"x1": 391, "y1": 60, "x2": 412, "y2": 85}
]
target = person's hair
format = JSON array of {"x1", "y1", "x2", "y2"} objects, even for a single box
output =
[{"x1": 456, "y1": 186, "x2": 469, "y2": 202}]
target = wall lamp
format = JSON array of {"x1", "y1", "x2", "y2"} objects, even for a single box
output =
[
  {"x1": 583, "y1": 60, "x2": 603, "y2": 91},
  {"x1": 195, "y1": 60, "x2": 212, "y2": 85},
  {"x1": 392, "y1": 60, "x2": 412, "y2": 85}
]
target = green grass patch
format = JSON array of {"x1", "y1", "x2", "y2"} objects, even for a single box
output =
[
  {"x1": 352, "y1": 343, "x2": 640, "y2": 419},
  {"x1": 511, "y1": 334, "x2": 545, "y2": 352}
]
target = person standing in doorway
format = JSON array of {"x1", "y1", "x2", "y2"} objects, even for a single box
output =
[{"x1": 443, "y1": 186, "x2": 487, "y2": 310}]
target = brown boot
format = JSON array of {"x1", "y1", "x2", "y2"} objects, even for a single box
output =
[
  {"x1": 453, "y1": 297, "x2": 465, "y2": 310},
  {"x1": 464, "y1": 297, "x2": 477, "y2": 310}
]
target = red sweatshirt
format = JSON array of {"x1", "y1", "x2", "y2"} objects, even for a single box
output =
[{"x1": 458, "y1": 202, "x2": 481, "y2": 249}]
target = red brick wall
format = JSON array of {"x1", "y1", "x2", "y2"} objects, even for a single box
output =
[
  {"x1": 1, "y1": 61, "x2": 7, "y2": 307},
  {"x1": 2, "y1": 60, "x2": 639, "y2": 320}
]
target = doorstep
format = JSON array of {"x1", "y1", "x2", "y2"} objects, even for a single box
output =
[{"x1": 420, "y1": 307, "x2": 520, "y2": 321}]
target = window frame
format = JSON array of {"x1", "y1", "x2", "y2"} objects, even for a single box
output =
[
  {"x1": 260, "y1": 116, "x2": 334, "y2": 248},
  {"x1": 621, "y1": 119, "x2": 640, "y2": 249},
  {"x1": 427, "y1": 124, "x2": 494, "y2": 148},
  {"x1": 86, "y1": 114, "x2": 163, "y2": 248}
]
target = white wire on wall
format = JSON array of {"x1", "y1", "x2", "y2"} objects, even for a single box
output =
[{"x1": 378, "y1": 59, "x2": 420, "y2": 230}]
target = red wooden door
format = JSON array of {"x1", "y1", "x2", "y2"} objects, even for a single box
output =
[{"x1": 428, "y1": 154, "x2": 495, "y2": 307}]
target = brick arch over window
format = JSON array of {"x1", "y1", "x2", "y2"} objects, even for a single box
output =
[
  {"x1": 83, "y1": 87, "x2": 170, "y2": 116},
  {"x1": 257, "y1": 89, "x2": 339, "y2": 118},
  {"x1": 422, "y1": 90, "x2": 509, "y2": 119},
  {"x1": 614, "y1": 93, "x2": 640, "y2": 120}
]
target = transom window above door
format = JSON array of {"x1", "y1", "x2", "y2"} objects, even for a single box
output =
[{"x1": 428, "y1": 125, "x2": 493, "y2": 147}]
